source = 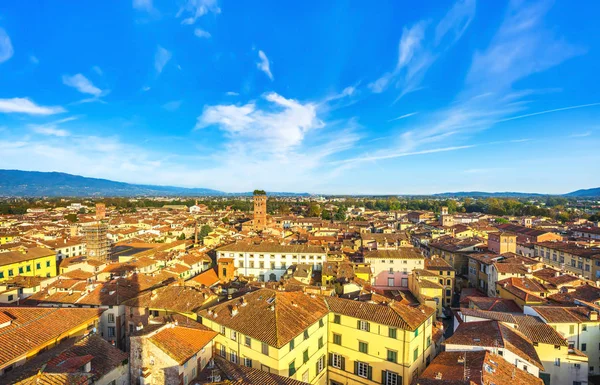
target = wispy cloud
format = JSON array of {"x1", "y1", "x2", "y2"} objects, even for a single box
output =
[
  {"x1": 29, "y1": 116, "x2": 77, "y2": 137},
  {"x1": 0, "y1": 98, "x2": 65, "y2": 115},
  {"x1": 177, "y1": 0, "x2": 221, "y2": 25},
  {"x1": 29, "y1": 55, "x2": 39, "y2": 65},
  {"x1": 352, "y1": 0, "x2": 583, "y2": 170},
  {"x1": 225, "y1": 91, "x2": 239, "y2": 96},
  {"x1": 570, "y1": 131, "x2": 592, "y2": 138},
  {"x1": 388, "y1": 112, "x2": 418, "y2": 122},
  {"x1": 133, "y1": 0, "x2": 154, "y2": 12},
  {"x1": 62, "y1": 74, "x2": 103, "y2": 96},
  {"x1": 0, "y1": 28, "x2": 14, "y2": 63},
  {"x1": 194, "y1": 28, "x2": 211, "y2": 38},
  {"x1": 92, "y1": 66, "x2": 103, "y2": 75},
  {"x1": 496, "y1": 102, "x2": 600, "y2": 123},
  {"x1": 256, "y1": 50, "x2": 273, "y2": 81},
  {"x1": 369, "y1": 0, "x2": 475, "y2": 97},
  {"x1": 162, "y1": 100, "x2": 183, "y2": 111},
  {"x1": 154, "y1": 46, "x2": 172, "y2": 74}
]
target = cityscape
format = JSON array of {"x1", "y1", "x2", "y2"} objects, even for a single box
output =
[{"x1": 1, "y1": 1, "x2": 600, "y2": 385}]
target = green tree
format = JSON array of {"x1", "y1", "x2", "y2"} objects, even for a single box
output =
[
  {"x1": 177, "y1": 233, "x2": 186, "y2": 240},
  {"x1": 307, "y1": 203, "x2": 322, "y2": 217},
  {"x1": 65, "y1": 213, "x2": 78, "y2": 223},
  {"x1": 199, "y1": 225, "x2": 212, "y2": 237}
]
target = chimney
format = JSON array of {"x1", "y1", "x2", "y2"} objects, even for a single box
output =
[
  {"x1": 240, "y1": 297, "x2": 247, "y2": 307},
  {"x1": 83, "y1": 361, "x2": 91, "y2": 373},
  {"x1": 589, "y1": 311, "x2": 598, "y2": 321},
  {"x1": 231, "y1": 305, "x2": 239, "y2": 317},
  {"x1": 435, "y1": 372, "x2": 443, "y2": 380},
  {"x1": 150, "y1": 290, "x2": 157, "y2": 300}
]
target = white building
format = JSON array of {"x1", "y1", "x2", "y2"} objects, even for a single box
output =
[{"x1": 216, "y1": 243, "x2": 327, "y2": 281}]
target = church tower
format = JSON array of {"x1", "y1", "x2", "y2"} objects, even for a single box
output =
[{"x1": 253, "y1": 190, "x2": 267, "y2": 231}]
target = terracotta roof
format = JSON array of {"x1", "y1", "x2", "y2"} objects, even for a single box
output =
[
  {"x1": 0, "y1": 307, "x2": 102, "y2": 367},
  {"x1": 529, "y1": 306, "x2": 591, "y2": 323},
  {"x1": 363, "y1": 248, "x2": 424, "y2": 260},
  {"x1": 216, "y1": 243, "x2": 326, "y2": 254},
  {"x1": 416, "y1": 350, "x2": 543, "y2": 385},
  {"x1": 149, "y1": 325, "x2": 217, "y2": 365},
  {"x1": 213, "y1": 355, "x2": 309, "y2": 385},
  {"x1": 469, "y1": 297, "x2": 522, "y2": 313},
  {"x1": 445, "y1": 320, "x2": 544, "y2": 370},
  {"x1": 325, "y1": 296, "x2": 434, "y2": 331},
  {"x1": 189, "y1": 267, "x2": 220, "y2": 287},
  {"x1": 198, "y1": 289, "x2": 329, "y2": 348},
  {"x1": 125, "y1": 285, "x2": 215, "y2": 313},
  {"x1": 0, "y1": 247, "x2": 55, "y2": 267}
]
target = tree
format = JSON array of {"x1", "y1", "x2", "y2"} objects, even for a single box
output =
[
  {"x1": 334, "y1": 207, "x2": 346, "y2": 221},
  {"x1": 307, "y1": 203, "x2": 322, "y2": 218},
  {"x1": 199, "y1": 225, "x2": 212, "y2": 237},
  {"x1": 65, "y1": 213, "x2": 78, "y2": 223},
  {"x1": 177, "y1": 233, "x2": 186, "y2": 240}
]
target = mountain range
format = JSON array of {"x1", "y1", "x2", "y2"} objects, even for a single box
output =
[{"x1": 0, "y1": 170, "x2": 598, "y2": 198}]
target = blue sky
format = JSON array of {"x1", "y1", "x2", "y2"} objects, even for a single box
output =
[{"x1": 0, "y1": 0, "x2": 599, "y2": 194}]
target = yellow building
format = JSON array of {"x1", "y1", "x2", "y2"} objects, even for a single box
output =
[
  {"x1": 526, "y1": 305, "x2": 600, "y2": 376},
  {"x1": 0, "y1": 247, "x2": 57, "y2": 282},
  {"x1": 0, "y1": 232, "x2": 17, "y2": 244},
  {"x1": 198, "y1": 288, "x2": 436, "y2": 385},
  {"x1": 495, "y1": 277, "x2": 549, "y2": 309},
  {"x1": 409, "y1": 270, "x2": 444, "y2": 317}
]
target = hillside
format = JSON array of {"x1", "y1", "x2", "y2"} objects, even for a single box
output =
[
  {"x1": 564, "y1": 187, "x2": 600, "y2": 197},
  {"x1": 0, "y1": 170, "x2": 224, "y2": 197}
]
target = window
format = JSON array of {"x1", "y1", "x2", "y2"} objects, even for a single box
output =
[
  {"x1": 383, "y1": 371, "x2": 400, "y2": 385},
  {"x1": 220, "y1": 325, "x2": 226, "y2": 335},
  {"x1": 414, "y1": 328, "x2": 419, "y2": 337},
  {"x1": 107, "y1": 327, "x2": 115, "y2": 338},
  {"x1": 231, "y1": 330, "x2": 237, "y2": 341},
  {"x1": 302, "y1": 370, "x2": 309, "y2": 382},
  {"x1": 413, "y1": 347, "x2": 419, "y2": 362},
  {"x1": 192, "y1": 367, "x2": 196, "y2": 378},
  {"x1": 107, "y1": 313, "x2": 115, "y2": 323},
  {"x1": 355, "y1": 361, "x2": 369, "y2": 379},
  {"x1": 0, "y1": 272, "x2": 3, "y2": 279},
  {"x1": 290, "y1": 338, "x2": 295, "y2": 351},
  {"x1": 318, "y1": 337, "x2": 323, "y2": 349},
  {"x1": 582, "y1": 343, "x2": 587, "y2": 351},
  {"x1": 331, "y1": 353, "x2": 343, "y2": 369},
  {"x1": 26, "y1": 265, "x2": 31, "y2": 272},
  {"x1": 262, "y1": 342, "x2": 269, "y2": 356},
  {"x1": 304, "y1": 330, "x2": 309, "y2": 340},
  {"x1": 358, "y1": 320, "x2": 370, "y2": 332},
  {"x1": 389, "y1": 328, "x2": 397, "y2": 339},
  {"x1": 316, "y1": 355, "x2": 325, "y2": 373},
  {"x1": 289, "y1": 360, "x2": 296, "y2": 376},
  {"x1": 333, "y1": 333, "x2": 342, "y2": 345},
  {"x1": 220, "y1": 345, "x2": 226, "y2": 357},
  {"x1": 387, "y1": 349, "x2": 397, "y2": 363},
  {"x1": 319, "y1": 319, "x2": 324, "y2": 328},
  {"x1": 582, "y1": 325, "x2": 587, "y2": 332},
  {"x1": 359, "y1": 341, "x2": 368, "y2": 353},
  {"x1": 18, "y1": 267, "x2": 23, "y2": 274},
  {"x1": 333, "y1": 314, "x2": 341, "y2": 324},
  {"x1": 46, "y1": 261, "x2": 51, "y2": 267},
  {"x1": 243, "y1": 357, "x2": 252, "y2": 367},
  {"x1": 427, "y1": 336, "x2": 431, "y2": 347},
  {"x1": 7, "y1": 294, "x2": 13, "y2": 302},
  {"x1": 555, "y1": 358, "x2": 560, "y2": 366},
  {"x1": 230, "y1": 351, "x2": 238, "y2": 364},
  {"x1": 8, "y1": 269, "x2": 13, "y2": 277},
  {"x1": 245, "y1": 336, "x2": 251, "y2": 347},
  {"x1": 303, "y1": 349, "x2": 309, "y2": 363}
]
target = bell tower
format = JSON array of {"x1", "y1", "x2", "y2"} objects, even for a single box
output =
[{"x1": 253, "y1": 190, "x2": 267, "y2": 231}]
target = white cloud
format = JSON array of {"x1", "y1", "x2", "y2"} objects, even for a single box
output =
[
  {"x1": 30, "y1": 126, "x2": 70, "y2": 137},
  {"x1": 154, "y1": 46, "x2": 172, "y2": 74},
  {"x1": 388, "y1": 112, "x2": 418, "y2": 122},
  {"x1": 162, "y1": 100, "x2": 183, "y2": 111},
  {"x1": 0, "y1": 98, "x2": 65, "y2": 115},
  {"x1": 29, "y1": 55, "x2": 39, "y2": 65},
  {"x1": 369, "y1": 0, "x2": 475, "y2": 97},
  {"x1": 92, "y1": 66, "x2": 103, "y2": 75},
  {"x1": 194, "y1": 28, "x2": 211, "y2": 38},
  {"x1": 177, "y1": 0, "x2": 221, "y2": 25},
  {"x1": 133, "y1": 0, "x2": 154, "y2": 12},
  {"x1": 196, "y1": 93, "x2": 323, "y2": 151},
  {"x1": 225, "y1": 91, "x2": 239, "y2": 96},
  {"x1": 256, "y1": 50, "x2": 273, "y2": 81},
  {"x1": 62, "y1": 74, "x2": 103, "y2": 96},
  {"x1": 0, "y1": 28, "x2": 14, "y2": 63}
]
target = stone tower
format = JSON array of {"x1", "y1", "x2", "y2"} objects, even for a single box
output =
[{"x1": 253, "y1": 191, "x2": 267, "y2": 231}]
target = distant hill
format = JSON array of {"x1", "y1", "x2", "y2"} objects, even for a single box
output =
[
  {"x1": 432, "y1": 191, "x2": 548, "y2": 198},
  {"x1": 0, "y1": 170, "x2": 310, "y2": 197},
  {"x1": 0, "y1": 170, "x2": 225, "y2": 197},
  {"x1": 564, "y1": 187, "x2": 600, "y2": 197}
]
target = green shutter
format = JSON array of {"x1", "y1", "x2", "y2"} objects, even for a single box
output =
[
  {"x1": 367, "y1": 365, "x2": 372, "y2": 380},
  {"x1": 328, "y1": 353, "x2": 333, "y2": 366},
  {"x1": 341, "y1": 356, "x2": 345, "y2": 371},
  {"x1": 354, "y1": 361, "x2": 358, "y2": 375},
  {"x1": 381, "y1": 370, "x2": 387, "y2": 384},
  {"x1": 357, "y1": 320, "x2": 361, "y2": 329}
]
